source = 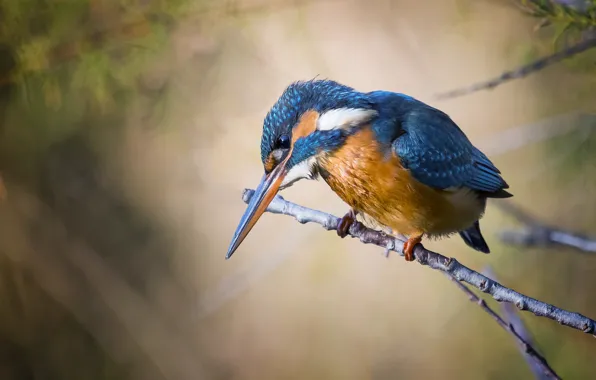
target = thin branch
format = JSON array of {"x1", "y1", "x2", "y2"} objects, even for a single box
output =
[
  {"x1": 496, "y1": 202, "x2": 596, "y2": 253},
  {"x1": 241, "y1": 188, "x2": 596, "y2": 336},
  {"x1": 446, "y1": 273, "x2": 560, "y2": 379},
  {"x1": 483, "y1": 267, "x2": 552, "y2": 380},
  {"x1": 434, "y1": 36, "x2": 596, "y2": 100}
]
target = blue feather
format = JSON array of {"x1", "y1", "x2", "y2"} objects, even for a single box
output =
[
  {"x1": 261, "y1": 79, "x2": 373, "y2": 163},
  {"x1": 259, "y1": 80, "x2": 510, "y2": 198},
  {"x1": 368, "y1": 92, "x2": 509, "y2": 195}
]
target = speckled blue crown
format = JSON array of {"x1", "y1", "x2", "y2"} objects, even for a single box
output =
[{"x1": 260, "y1": 79, "x2": 373, "y2": 163}]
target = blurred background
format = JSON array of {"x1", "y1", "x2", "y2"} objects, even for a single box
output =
[{"x1": 0, "y1": 0, "x2": 595, "y2": 379}]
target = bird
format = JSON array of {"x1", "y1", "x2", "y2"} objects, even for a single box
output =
[{"x1": 226, "y1": 79, "x2": 512, "y2": 261}]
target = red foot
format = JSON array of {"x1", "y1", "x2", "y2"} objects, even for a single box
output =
[
  {"x1": 337, "y1": 209, "x2": 357, "y2": 238},
  {"x1": 403, "y1": 235, "x2": 422, "y2": 262}
]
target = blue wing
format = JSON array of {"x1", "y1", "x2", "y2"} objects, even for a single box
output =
[{"x1": 391, "y1": 105, "x2": 509, "y2": 196}]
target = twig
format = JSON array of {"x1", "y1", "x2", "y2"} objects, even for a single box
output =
[
  {"x1": 241, "y1": 188, "x2": 596, "y2": 336},
  {"x1": 483, "y1": 267, "x2": 552, "y2": 380},
  {"x1": 446, "y1": 273, "x2": 560, "y2": 379},
  {"x1": 496, "y1": 202, "x2": 596, "y2": 253},
  {"x1": 434, "y1": 36, "x2": 596, "y2": 100}
]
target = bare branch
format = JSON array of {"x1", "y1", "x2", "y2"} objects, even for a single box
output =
[
  {"x1": 497, "y1": 202, "x2": 596, "y2": 253},
  {"x1": 434, "y1": 36, "x2": 596, "y2": 100},
  {"x1": 241, "y1": 188, "x2": 596, "y2": 336},
  {"x1": 446, "y1": 272, "x2": 560, "y2": 379},
  {"x1": 483, "y1": 267, "x2": 553, "y2": 380}
]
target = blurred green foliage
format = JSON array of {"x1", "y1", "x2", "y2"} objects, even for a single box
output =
[
  {"x1": 516, "y1": 0, "x2": 596, "y2": 67},
  {"x1": 507, "y1": 1, "x2": 596, "y2": 178},
  {"x1": 0, "y1": 0, "x2": 197, "y2": 188},
  {"x1": 0, "y1": 0, "x2": 191, "y2": 111},
  {"x1": 520, "y1": 0, "x2": 596, "y2": 29},
  {"x1": 0, "y1": 1, "x2": 595, "y2": 379},
  {"x1": 0, "y1": 3, "x2": 197, "y2": 377}
]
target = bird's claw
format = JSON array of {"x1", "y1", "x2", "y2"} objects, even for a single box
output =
[
  {"x1": 403, "y1": 235, "x2": 422, "y2": 262},
  {"x1": 337, "y1": 209, "x2": 357, "y2": 238}
]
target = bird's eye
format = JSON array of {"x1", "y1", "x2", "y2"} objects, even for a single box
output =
[{"x1": 276, "y1": 134, "x2": 291, "y2": 149}]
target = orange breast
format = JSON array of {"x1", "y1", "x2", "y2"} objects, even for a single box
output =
[{"x1": 318, "y1": 127, "x2": 484, "y2": 237}]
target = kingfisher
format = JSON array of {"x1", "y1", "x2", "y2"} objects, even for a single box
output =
[{"x1": 226, "y1": 79, "x2": 512, "y2": 261}]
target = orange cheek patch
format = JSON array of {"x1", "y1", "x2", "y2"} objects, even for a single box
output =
[
  {"x1": 264, "y1": 110, "x2": 318, "y2": 173},
  {"x1": 292, "y1": 110, "x2": 319, "y2": 145}
]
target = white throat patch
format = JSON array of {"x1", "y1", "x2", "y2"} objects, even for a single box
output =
[
  {"x1": 316, "y1": 108, "x2": 377, "y2": 131},
  {"x1": 280, "y1": 156, "x2": 317, "y2": 189}
]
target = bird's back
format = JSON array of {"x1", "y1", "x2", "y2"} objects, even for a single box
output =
[
  {"x1": 317, "y1": 91, "x2": 510, "y2": 238},
  {"x1": 368, "y1": 91, "x2": 510, "y2": 198}
]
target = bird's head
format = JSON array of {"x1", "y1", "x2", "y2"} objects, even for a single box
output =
[{"x1": 226, "y1": 79, "x2": 377, "y2": 259}]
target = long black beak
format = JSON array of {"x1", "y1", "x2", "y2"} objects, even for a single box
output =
[{"x1": 226, "y1": 161, "x2": 288, "y2": 259}]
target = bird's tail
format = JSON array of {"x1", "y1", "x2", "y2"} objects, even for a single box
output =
[{"x1": 459, "y1": 220, "x2": 490, "y2": 253}]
